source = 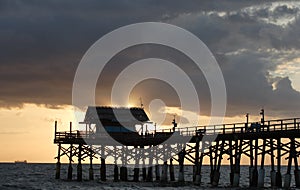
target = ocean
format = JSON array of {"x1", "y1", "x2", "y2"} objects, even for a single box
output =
[{"x1": 0, "y1": 163, "x2": 295, "y2": 189}]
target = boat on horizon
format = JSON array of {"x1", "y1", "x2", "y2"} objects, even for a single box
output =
[{"x1": 14, "y1": 160, "x2": 27, "y2": 164}]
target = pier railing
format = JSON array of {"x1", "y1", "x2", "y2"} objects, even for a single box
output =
[
  {"x1": 176, "y1": 118, "x2": 300, "y2": 136},
  {"x1": 54, "y1": 118, "x2": 300, "y2": 142}
]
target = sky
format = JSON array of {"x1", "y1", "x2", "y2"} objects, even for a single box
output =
[{"x1": 1, "y1": 0, "x2": 300, "y2": 163}]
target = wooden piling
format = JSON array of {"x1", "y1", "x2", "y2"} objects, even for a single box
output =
[
  {"x1": 270, "y1": 138, "x2": 276, "y2": 187},
  {"x1": 77, "y1": 144, "x2": 83, "y2": 181},
  {"x1": 141, "y1": 146, "x2": 147, "y2": 181},
  {"x1": 249, "y1": 139, "x2": 254, "y2": 187},
  {"x1": 161, "y1": 161, "x2": 168, "y2": 182},
  {"x1": 114, "y1": 165, "x2": 119, "y2": 181},
  {"x1": 193, "y1": 140, "x2": 200, "y2": 183},
  {"x1": 100, "y1": 157, "x2": 106, "y2": 181},
  {"x1": 133, "y1": 146, "x2": 139, "y2": 182},
  {"x1": 67, "y1": 122, "x2": 73, "y2": 180},
  {"x1": 89, "y1": 146, "x2": 94, "y2": 180},
  {"x1": 232, "y1": 140, "x2": 241, "y2": 187},
  {"x1": 178, "y1": 149, "x2": 185, "y2": 183},
  {"x1": 169, "y1": 158, "x2": 175, "y2": 181},
  {"x1": 55, "y1": 143, "x2": 61, "y2": 179},
  {"x1": 276, "y1": 138, "x2": 282, "y2": 188},
  {"x1": 258, "y1": 139, "x2": 266, "y2": 187},
  {"x1": 147, "y1": 146, "x2": 153, "y2": 182},
  {"x1": 284, "y1": 138, "x2": 293, "y2": 188},
  {"x1": 155, "y1": 164, "x2": 160, "y2": 181},
  {"x1": 147, "y1": 166, "x2": 153, "y2": 182},
  {"x1": 251, "y1": 139, "x2": 258, "y2": 187},
  {"x1": 194, "y1": 141, "x2": 202, "y2": 185},
  {"x1": 212, "y1": 140, "x2": 224, "y2": 187},
  {"x1": 114, "y1": 146, "x2": 119, "y2": 181},
  {"x1": 155, "y1": 146, "x2": 160, "y2": 181},
  {"x1": 228, "y1": 140, "x2": 234, "y2": 186},
  {"x1": 293, "y1": 137, "x2": 300, "y2": 187},
  {"x1": 120, "y1": 166, "x2": 128, "y2": 181}
]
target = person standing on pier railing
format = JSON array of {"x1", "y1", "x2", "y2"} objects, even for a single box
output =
[
  {"x1": 245, "y1": 113, "x2": 249, "y2": 132},
  {"x1": 172, "y1": 115, "x2": 177, "y2": 132},
  {"x1": 248, "y1": 122, "x2": 261, "y2": 132}
]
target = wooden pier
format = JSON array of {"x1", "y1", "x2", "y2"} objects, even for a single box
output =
[{"x1": 54, "y1": 107, "x2": 300, "y2": 188}]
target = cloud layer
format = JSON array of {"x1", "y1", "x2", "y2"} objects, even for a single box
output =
[{"x1": 1, "y1": 0, "x2": 300, "y2": 117}]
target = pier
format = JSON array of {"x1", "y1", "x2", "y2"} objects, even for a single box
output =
[{"x1": 54, "y1": 107, "x2": 300, "y2": 188}]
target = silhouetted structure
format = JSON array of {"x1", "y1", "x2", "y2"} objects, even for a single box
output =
[{"x1": 54, "y1": 108, "x2": 300, "y2": 188}]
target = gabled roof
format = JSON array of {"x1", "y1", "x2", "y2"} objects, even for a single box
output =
[{"x1": 83, "y1": 106, "x2": 149, "y2": 124}]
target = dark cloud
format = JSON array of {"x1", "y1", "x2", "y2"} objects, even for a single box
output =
[{"x1": 1, "y1": 0, "x2": 300, "y2": 119}]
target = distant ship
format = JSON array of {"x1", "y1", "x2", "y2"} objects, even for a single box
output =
[{"x1": 14, "y1": 160, "x2": 27, "y2": 164}]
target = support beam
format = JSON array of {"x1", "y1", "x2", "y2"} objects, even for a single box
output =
[
  {"x1": 169, "y1": 158, "x2": 175, "y2": 181},
  {"x1": 100, "y1": 157, "x2": 106, "y2": 181},
  {"x1": 258, "y1": 139, "x2": 266, "y2": 187},
  {"x1": 178, "y1": 149, "x2": 185, "y2": 183},
  {"x1": 77, "y1": 144, "x2": 83, "y2": 182},
  {"x1": 89, "y1": 146, "x2": 94, "y2": 180},
  {"x1": 276, "y1": 138, "x2": 282, "y2": 188},
  {"x1": 55, "y1": 143, "x2": 61, "y2": 179},
  {"x1": 270, "y1": 138, "x2": 276, "y2": 188},
  {"x1": 67, "y1": 122, "x2": 73, "y2": 180}
]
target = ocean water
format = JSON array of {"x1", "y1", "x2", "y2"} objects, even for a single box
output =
[{"x1": 0, "y1": 163, "x2": 296, "y2": 189}]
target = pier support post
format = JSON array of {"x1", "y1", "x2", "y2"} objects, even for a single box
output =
[
  {"x1": 89, "y1": 147, "x2": 94, "y2": 180},
  {"x1": 55, "y1": 143, "x2": 61, "y2": 179},
  {"x1": 270, "y1": 139, "x2": 276, "y2": 187},
  {"x1": 258, "y1": 168, "x2": 265, "y2": 188},
  {"x1": 229, "y1": 140, "x2": 234, "y2": 186},
  {"x1": 133, "y1": 146, "x2": 140, "y2": 182},
  {"x1": 114, "y1": 164, "x2": 119, "y2": 181},
  {"x1": 120, "y1": 146, "x2": 128, "y2": 181},
  {"x1": 178, "y1": 149, "x2": 185, "y2": 183},
  {"x1": 284, "y1": 138, "x2": 293, "y2": 189},
  {"x1": 258, "y1": 139, "x2": 266, "y2": 188},
  {"x1": 67, "y1": 146, "x2": 73, "y2": 180},
  {"x1": 169, "y1": 158, "x2": 175, "y2": 181},
  {"x1": 248, "y1": 139, "x2": 254, "y2": 187},
  {"x1": 161, "y1": 161, "x2": 168, "y2": 182},
  {"x1": 292, "y1": 138, "x2": 300, "y2": 187},
  {"x1": 55, "y1": 162, "x2": 61, "y2": 180},
  {"x1": 195, "y1": 152, "x2": 203, "y2": 186},
  {"x1": 113, "y1": 146, "x2": 119, "y2": 181},
  {"x1": 147, "y1": 166, "x2": 153, "y2": 182},
  {"x1": 140, "y1": 146, "x2": 146, "y2": 181},
  {"x1": 100, "y1": 158, "x2": 106, "y2": 181},
  {"x1": 232, "y1": 140, "x2": 241, "y2": 187},
  {"x1": 77, "y1": 144, "x2": 83, "y2": 181},
  {"x1": 209, "y1": 146, "x2": 214, "y2": 184},
  {"x1": 133, "y1": 146, "x2": 139, "y2": 182},
  {"x1": 295, "y1": 170, "x2": 300, "y2": 187},
  {"x1": 100, "y1": 145, "x2": 107, "y2": 181},
  {"x1": 251, "y1": 139, "x2": 259, "y2": 187},
  {"x1": 284, "y1": 153, "x2": 292, "y2": 189},
  {"x1": 276, "y1": 138, "x2": 282, "y2": 188},
  {"x1": 155, "y1": 164, "x2": 160, "y2": 181},
  {"x1": 120, "y1": 166, "x2": 128, "y2": 181},
  {"x1": 294, "y1": 162, "x2": 300, "y2": 187},
  {"x1": 212, "y1": 140, "x2": 224, "y2": 187},
  {"x1": 133, "y1": 167, "x2": 140, "y2": 182},
  {"x1": 212, "y1": 171, "x2": 220, "y2": 187},
  {"x1": 67, "y1": 122, "x2": 73, "y2": 180},
  {"x1": 147, "y1": 147, "x2": 153, "y2": 182},
  {"x1": 194, "y1": 140, "x2": 200, "y2": 184},
  {"x1": 142, "y1": 167, "x2": 147, "y2": 181}
]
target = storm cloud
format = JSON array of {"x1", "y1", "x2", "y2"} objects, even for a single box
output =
[{"x1": 1, "y1": 0, "x2": 300, "y2": 118}]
